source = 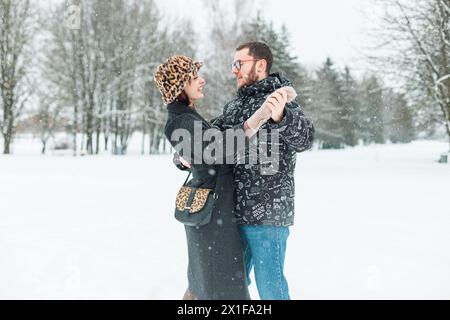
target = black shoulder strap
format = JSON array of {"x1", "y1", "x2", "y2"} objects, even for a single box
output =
[
  {"x1": 213, "y1": 167, "x2": 219, "y2": 192},
  {"x1": 183, "y1": 167, "x2": 219, "y2": 193},
  {"x1": 183, "y1": 171, "x2": 192, "y2": 186}
]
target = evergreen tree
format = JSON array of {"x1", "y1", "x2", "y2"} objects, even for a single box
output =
[
  {"x1": 383, "y1": 89, "x2": 415, "y2": 143},
  {"x1": 240, "y1": 13, "x2": 306, "y2": 86},
  {"x1": 359, "y1": 75, "x2": 385, "y2": 144},
  {"x1": 313, "y1": 57, "x2": 345, "y2": 149},
  {"x1": 340, "y1": 66, "x2": 360, "y2": 146},
  {"x1": 239, "y1": 13, "x2": 313, "y2": 133}
]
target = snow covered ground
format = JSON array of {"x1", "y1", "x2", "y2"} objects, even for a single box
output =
[{"x1": 1, "y1": 137, "x2": 449, "y2": 299}]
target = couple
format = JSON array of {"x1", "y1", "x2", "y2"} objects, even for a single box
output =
[{"x1": 154, "y1": 42, "x2": 315, "y2": 300}]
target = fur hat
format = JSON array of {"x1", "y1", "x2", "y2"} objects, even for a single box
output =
[{"x1": 154, "y1": 55, "x2": 203, "y2": 105}]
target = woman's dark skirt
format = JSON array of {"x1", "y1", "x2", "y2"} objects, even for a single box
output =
[{"x1": 184, "y1": 165, "x2": 250, "y2": 300}]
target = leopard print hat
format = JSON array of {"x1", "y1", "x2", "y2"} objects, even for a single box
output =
[{"x1": 154, "y1": 55, "x2": 203, "y2": 105}]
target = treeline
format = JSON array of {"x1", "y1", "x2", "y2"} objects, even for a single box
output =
[
  {"x1": 1, "y1": 0, "x2": 196, "y2": 155},
  {"x1": 303, "y1": 59, "x2": 415, "y2": 149},
  {"x1": 202, "y1": 12, "x2": 416, "y2": 149},
  {"x1": 0, "y1": 0, "x2": 447, "y2": 155},
  {"x1": 37, "y1": 0, "x2": 197, "y2": 155}
]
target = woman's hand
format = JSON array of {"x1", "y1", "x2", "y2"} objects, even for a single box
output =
[
  {"x1": 266, "y1": 89, "x2": 288, "y2": 123},
  {"x1": 179, "y1": 156, "x2": 191, "y2": 168},
  {"x1": 266, "y1": 86, "x2": 297, "y2": 123}
]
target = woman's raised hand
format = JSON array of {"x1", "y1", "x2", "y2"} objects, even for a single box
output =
[
  {"x1": 265, "y1": 89, "x2": 288, "y2": 123},
  {"x1": 266, "y1": 86, "x2": 297, "y2": 123},
  {"x1": 179, "y1": 156, "x2": 191, "y2": 168}
]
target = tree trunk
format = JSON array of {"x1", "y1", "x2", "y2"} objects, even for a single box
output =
[
  {"x1": 141, "y1": 115, "x2": 146, "y2": 155},
  {"x1": 104, "y1": 133, "x2": 109, "y2": 152},
  {"x1": 148, "y1": 123, "x2": 154, "y2": 155},
  {"x1": 81, "y1": 111, "x2": 86, "y2": 154},
  {"x1": 104, "y1": 99, "x2": 112, "y2": 152},
  {"x1": 155, "y1": 128, "x2": 164, "y2": 154},
  {"x1": 95, "y1": 114, "x2": 101, "y2": 154},
  {"x1": 150, "y1": 125, "x2": 158, "y2": 154},
  {"x1": 95, "y1": 130, "x2": 100, "y2": 154},
  {"x1": 41, "y1": 140, "x2": 47, "y2": 155},
  {"x1": 446, "y1": 119, "x2": 450, "y2": 152},
  {"x1": 2, "y1": 103, "x2": 14, "y2": 154},
  {"x1": 113, "y1": 114, "x2": 119, "y2": 155},
  {"x1": 86, "y1": 116, "x2": 93, "y2": 154},
  {"x1": 3, "y1": 134, "x2": 11, "y2": 154},
  {"x1": 163, "y1": 133, "x2": 167, "y2": 154},
  {"x1": 0, "y1": 0, "x2": 32, "y2": 155},
  {"x1": 72, "y1": 102, "x2": 78, "y2": 157},
  {"x1": 86, "y1": 92, "x2": 95, "y2": 155}
]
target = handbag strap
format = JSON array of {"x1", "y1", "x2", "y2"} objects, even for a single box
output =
[
  {"x1": 183, "y1": 167, "x2": 219, "y2": 197},
  {"x1": 210, "y1": 167, "x2": 219, "y2": 198},
  {"x1": 183, "y1": 171, "x2": 192, "y2": 185}
]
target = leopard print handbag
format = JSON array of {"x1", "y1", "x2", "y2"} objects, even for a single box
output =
[{"x1": 174, "y1": 171, "x2": 218, "y2": 227}]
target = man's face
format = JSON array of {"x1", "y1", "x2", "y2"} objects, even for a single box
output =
[{"x1": 232, "y1": 48, "x2": 261, "y2": 89}]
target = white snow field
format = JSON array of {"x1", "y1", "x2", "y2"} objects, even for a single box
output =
[{"x1": 1, "y1": 137, "x2": 449, "y2": 299}]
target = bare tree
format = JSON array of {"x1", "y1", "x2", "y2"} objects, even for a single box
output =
[
  {"x1": 136, "y1": 16, "x2": 198, "y2": 155},
  {"x1": 200, "y1": 0, "x2": 257, "y2": 120},
  {"x1": 368, "y1": 0, "x2": 450, "y2": 149},
  {"x1": 36, "y1": 91, "x2": 65, "y2": 154},
  {"x1": 0, "y1": 0, "x2": 35, "y2": 154},
  {"x1": 42, "y1": 0, "x2": 171, "y2": 155}
]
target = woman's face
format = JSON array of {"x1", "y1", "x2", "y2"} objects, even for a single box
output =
[{"x1": 184, "y1": 74, "x2": 205, "y2": 105}]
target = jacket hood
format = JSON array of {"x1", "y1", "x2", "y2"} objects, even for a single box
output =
[{"x1": 237, "y1": 73, "x2": 292, "y2": 98}]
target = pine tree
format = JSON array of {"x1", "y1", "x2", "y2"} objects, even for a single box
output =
[
  {"x1": 240, "y1": 13, "x2": 306, "y2": 86},
  {"x1": 313, "y1": 57, "x2": 345, "y2": 149},
  {"x1": 359, "y1": 75, "x2": 385, "y2": 144},
  {"x1": 239, "y1": 13, "x2": 312, "y2": 131},
  {"x1": 384, "y1": 89, "x2": 415, "y2": 143},
  {"x1": 340, "y1": 66, "x2": 360, "y2": 147}
]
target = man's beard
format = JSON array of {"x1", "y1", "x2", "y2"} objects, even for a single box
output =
[{"x1": 239, "y1": 63, "x2": 259, "y2": 88}]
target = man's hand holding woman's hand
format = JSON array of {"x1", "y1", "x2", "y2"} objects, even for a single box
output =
[
  {"x1": 243, "y1": 86, "x2": 298, "y2": 136},
  {"x1": 265, "y1": 89, "x2": 288, "y2": 123},
  {"x1": 265, "y1": 86, "x2": 297, "y2": 123}
]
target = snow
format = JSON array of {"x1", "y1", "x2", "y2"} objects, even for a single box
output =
[{"x1": 1, "y1": 138, "x2": 449, "y2": 299}]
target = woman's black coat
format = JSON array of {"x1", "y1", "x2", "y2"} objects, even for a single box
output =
[{"x1": 165, "y1": 100, "x2": 250, "y2": 300}]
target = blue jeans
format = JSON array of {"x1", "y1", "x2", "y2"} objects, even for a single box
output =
[{"x1": 239, "y1": 225, "x2": 290, "y2": 300}]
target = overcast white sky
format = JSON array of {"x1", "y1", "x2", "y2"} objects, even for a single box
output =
[
  {"x1": 45, "y1": 0, "x2": 376, "y2": 74},
  {"x1": 155, "y1": 0, "x2": 373, "y2": 71}
]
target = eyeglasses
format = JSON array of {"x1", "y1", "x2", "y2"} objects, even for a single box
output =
[{"x1": 230, "y1": 59, "x2": 259, "y2": 71}]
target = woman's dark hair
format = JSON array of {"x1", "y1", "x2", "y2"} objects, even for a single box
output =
[
  {"x1": 176, "y1": 90, "x2": 191, "y2": 105},
  {"x1": 236, "y1": 41, "x2": 273, "y2": 74}
]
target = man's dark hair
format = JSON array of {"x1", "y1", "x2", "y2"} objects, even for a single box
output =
[{"x1": 236, "y1": 41, "x2": 273, "y2": 75}]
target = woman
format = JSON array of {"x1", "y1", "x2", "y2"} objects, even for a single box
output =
[{"x1": 154, "y1": 55, "x2": 288, "y2": 300}]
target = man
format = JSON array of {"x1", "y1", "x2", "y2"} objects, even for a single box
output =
[
  {"x1": 210, "y1": 42, "x2": 315, "y2": 300},
  {"x1": 174, "y1": 42, "x2": 314, "y2": 299}
]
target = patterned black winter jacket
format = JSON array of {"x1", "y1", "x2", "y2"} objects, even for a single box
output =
[{"x1": 211, "y1": 73, "x2": 315, "y2": 226}]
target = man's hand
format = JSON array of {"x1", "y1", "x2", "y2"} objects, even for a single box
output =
[{"x1": 266, "y1": 89, "x2": 288, "y2": 123}]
